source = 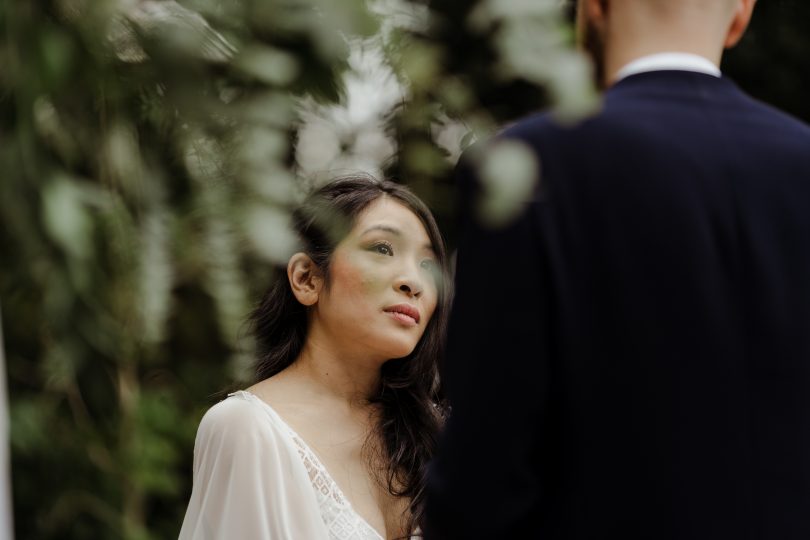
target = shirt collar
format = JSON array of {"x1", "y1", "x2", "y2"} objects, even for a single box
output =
[{"x1": 614, "y1": 53, "x2": 721, "y2": 83}]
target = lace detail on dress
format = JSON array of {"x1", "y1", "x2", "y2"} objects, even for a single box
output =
[
  {"x1": 285, "y1": 429, "x2": 384, "y2": 540},
  {"x1": 236, "y1": 391, "x2": 383, "y2": 540}
]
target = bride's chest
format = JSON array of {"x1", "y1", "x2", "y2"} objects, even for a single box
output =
[
  {"x1": 309, "y1": 432, "x2": 391, "y2": 533},
  {"x1": 274, "y1": 401, "x2": 410, "y2": 538}
]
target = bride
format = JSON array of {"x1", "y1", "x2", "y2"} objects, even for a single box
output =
[{"x1": 179, "y1": 176, "x2": 451, "y2": 539}]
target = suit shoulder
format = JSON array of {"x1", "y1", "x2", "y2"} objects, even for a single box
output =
[
  {"x1": 454, "y1": 111, "x2": 597, "y2": 190},
  {"x1": 745, "y1": 95, "x2": 810, "y2": 136},
  {"x1": 495, "y1": 108, "x2": 624, "y2": 152},
  {"x1": 498, "y1": 111, "x2": 568, "y2": 142}
]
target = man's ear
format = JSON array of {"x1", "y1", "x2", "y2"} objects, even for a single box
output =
[
  {"x1": 724, "y1": 0, "x2": 756, "y2": 49},
  {"x1": 287, "y1": 253, "x2": 323, "y2": 306},
  {"x1": 579, "y1": 0, "x2": 609, "y2": 34}
]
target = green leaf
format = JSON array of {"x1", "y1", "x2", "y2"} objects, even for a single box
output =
[{"x1": 41, "y1": 176, "x2": 94, "y2": 261}]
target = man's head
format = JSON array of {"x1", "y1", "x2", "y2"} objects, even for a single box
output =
[{"x1": 575, "y1": 0, "x2": 757, "y2": 88}]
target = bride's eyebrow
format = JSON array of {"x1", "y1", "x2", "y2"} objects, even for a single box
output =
[{"x1": 361, "y1": 224, "x2": 401, "y2": 236}]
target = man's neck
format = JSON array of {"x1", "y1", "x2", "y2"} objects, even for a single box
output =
[{"x1": 602, "y1": 8, "x2": 727, "y2": 87}]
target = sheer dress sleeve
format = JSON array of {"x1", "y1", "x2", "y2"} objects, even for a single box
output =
[{"x1": 179, "y1": 394, "x2": 330, "y2": 540}]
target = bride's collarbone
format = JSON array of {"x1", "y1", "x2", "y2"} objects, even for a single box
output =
[
  {"x1": 287, "y1": 407, "x2": 409, "y2": 538},
  {"x1": 250, "y1": 384, "x2": 408, "y2": 537}
]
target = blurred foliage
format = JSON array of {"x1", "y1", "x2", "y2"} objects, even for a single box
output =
[
  {"x1": 386, "y1": 0, "x2": 596, "y2": 243},
  {"x1": 1, "y1": 0, "x2": 377, "y2": 537},
  {"x1": 0, "y1": 0, "x2": 807, "y2": 538}
]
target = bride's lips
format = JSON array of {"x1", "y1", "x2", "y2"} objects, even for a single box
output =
[{"x1": 383, "y1": 303, "x2": 421, "y2": 326}]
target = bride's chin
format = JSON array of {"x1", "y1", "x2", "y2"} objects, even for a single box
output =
[{"x1": 376, "y1": 341, "x2": 418, "y2": 363}]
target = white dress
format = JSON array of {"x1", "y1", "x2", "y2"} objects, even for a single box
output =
[{"x1": 179, "y1": 391, "x2": 385, "y2": 540}]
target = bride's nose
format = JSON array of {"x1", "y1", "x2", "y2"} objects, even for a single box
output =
[{"x1": 394, "y1": 273, "x2": 423, "y2": 298}]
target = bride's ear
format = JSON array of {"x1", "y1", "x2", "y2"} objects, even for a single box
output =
[{"x1": 287, "y1": 253, "x2": 323, "y2": 306}]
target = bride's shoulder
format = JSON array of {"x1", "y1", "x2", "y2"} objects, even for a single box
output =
[
  {"x1": 246, "y1": 376, "x2": 319, "y2": 425},
  {"x1": 195, "y1": 390, "x2": 279, "y2": 444}
]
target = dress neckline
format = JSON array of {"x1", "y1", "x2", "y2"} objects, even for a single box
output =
[{"x1": 232, "y1": 390, "x2": 386, "y2": 540}]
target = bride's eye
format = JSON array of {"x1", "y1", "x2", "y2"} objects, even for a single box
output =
[{"x1": 370, "y1": 242, "x2": 394, "y2": 256}]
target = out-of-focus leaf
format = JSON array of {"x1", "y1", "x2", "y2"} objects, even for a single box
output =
[
  {"x1": 239, "y1": 91, "x2": 296, "y2": 128},
  {"x1": 244, "y1": 205, "x2": 300, "y2": 265},
  {"x1": 475, "y1": 139, "x2": 539, "y2": 227},
  {"x1": 41, "y1": 176, "x2": 94, "y2": 261},
  {"x1": 112, "y1": 0, "x2": 238, "y2": 64},
  {"x1": 42, "y1": 342, "x2": 82, "y2": 391},
  {"x1": 33, "y1": 97, "x2": 79, "y2": 165},
  {"x1": 547, "y1": 50, "x2": 601, "y2": 123},
  {"x1": 398, "y1": 41, "x2": 442, "y2": 91},
  {"x1": 202, "y1": 214, "x2": 251, "y2": 345},
  {"x1": 235, "y1": 46, "x2": 300, "y2": 86},
  {"x1": 9, "y1": 398, "x2": 54, "y2": 454},
  {"x1": 40, "y1": 27, "x2": 75, "y2": 84},
  {"x1": 138, "y1": 210, "x2": 174, "y2": 345},
  {"x1": 184, "y1": 133, "x2": 227, "y2": 185},
  {"x1": 104, "y1": 122, "x2": 144, "y2": 195},
  {"x1": 402, "y1": 140, "x2": 446, "y2": 175},
  {"x1": 129, "y1": 392, "x2": 183, "y2": 496},
  {"x1": 238, "y1": 125, "x2": 290, "y2": 167}
]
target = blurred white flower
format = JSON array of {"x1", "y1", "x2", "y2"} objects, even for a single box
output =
[
  {"x1": 295, "y1": 34, "x2": 403, "y2": 179},
  {"x1": 432, "y1": 114, "x2": 473, "y2": 165},
  {"x1": 470, "y1": 0, "x2": 600, "y2": 123},
  {"x1": 295, "y1": 112, "x2": 343, "y2": 174},
  {"x1": 295, "y1": 0, "x2": 472, "y2": 180},
  {"x1": 244, "y1": 205, "x2": 300, "y2": 264}
]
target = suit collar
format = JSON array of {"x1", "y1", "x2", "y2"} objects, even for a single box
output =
[
  {"x1": 607, "y1": 69, "x2": 740, "y2": 99},
  {"x1": 614, "y1": 53, "x2": 721, "y2": 83}
]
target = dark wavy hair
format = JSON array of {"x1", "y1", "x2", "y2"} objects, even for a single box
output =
[{"x1": 251, "y1": 174, "x2": 451, "y2": 535}]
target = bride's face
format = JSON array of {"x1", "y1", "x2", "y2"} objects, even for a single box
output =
[{"x1": 310, "y1": 197, "x2": 439, "y2": 362}]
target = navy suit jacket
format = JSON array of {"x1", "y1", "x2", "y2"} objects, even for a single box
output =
[{"x1": 426, "y1": 71, "x2": 810, "y2": 539}]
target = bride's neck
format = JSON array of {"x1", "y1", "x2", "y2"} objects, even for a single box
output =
[{"x1": 284, "y1": 337, "x2": 382, "y2": 410}]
